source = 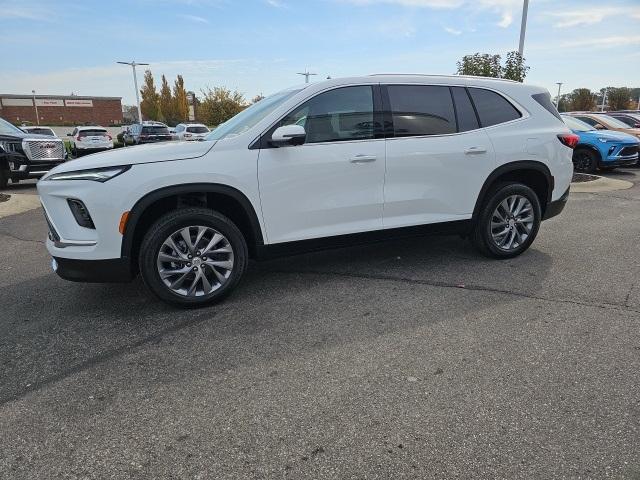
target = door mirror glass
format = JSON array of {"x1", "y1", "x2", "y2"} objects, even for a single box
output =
[{"x1": 271, "y1": 125, "x2": 306, "y2": 145}]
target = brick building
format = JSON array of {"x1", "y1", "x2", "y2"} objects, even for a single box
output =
[{"x1": 0, "y1": 94, "x2": 123, "y2": 126}]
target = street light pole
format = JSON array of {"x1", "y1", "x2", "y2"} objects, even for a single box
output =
[
  {"x1": 555, "y1": 82, "x2": 563, "y2": 108},
  {"x1": 32, "y1": 90, "x2": 39, "y2": 125},
  {"x1": 296, "y1": 70, "x2": 317, "y2": 84},
  {"x1": 117, "y1": 60, "x2": 149, "y2": 124},
  {"x1": 518, "y1": 0, "x2": 529, "y2": 57},
  {"x1": 601, "y1": 87, "x2": 608, "y2": 112}
]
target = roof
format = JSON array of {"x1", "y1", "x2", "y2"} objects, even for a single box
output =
[
  {"x1": 76, "y1": 125, "x2": 107, "y2": 130},
  {"x1": 368, "y1": 73, "x2": 520, "y2": 84},
  {"x1": 0, "y1": 93, "x2": 122, "y2": 100}
]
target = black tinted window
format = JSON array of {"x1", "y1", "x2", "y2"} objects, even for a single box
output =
[
  {"x1": 142, "y1": 126, "x2": 169, "y2": 134},
  {"x1": 78, "y1": 129, "x2": 107, "y2": 137},
  {"x1": 280, "y1": 86, "x2": 375, "y2": 144},
  {"x1": 187, "y1": 126, "x2": 209, "y2": 133},
  {"x1": 388, "y1": 85, "x2": 456, "y2": 136},
  {"x1": 532, "y1": 92, "x2": 562, "y2": 121},
  {"x1": 451, "y1": 87, "x2": 479, "y2": 132},
  {"x1": 468, "y1": 88, "x2": 521, "y2": 127},
  {"x1": 574, "y1": 116, "x2": 598, "y2": 127}
]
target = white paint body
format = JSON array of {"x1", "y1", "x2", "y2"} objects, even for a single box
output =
[{"x1": 38, "y1": 75, "x2": 573, "y2": 261}]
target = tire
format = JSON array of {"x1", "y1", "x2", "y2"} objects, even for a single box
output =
[
  {"x1": 138, "y1": 207, "x2": 248, "y2": 307},
  {"x1": 0, "y1": 163, "x2": 8, "y2": 189},
  {"x1": 572, "y1": 148, "x2": 598, "y2": 173},
  {"x1": 471, "y1": 182, "x2": 542, "y2": 259},
  {"x1": 10, "y1": 178, "x2": 20, "y2": 184}
]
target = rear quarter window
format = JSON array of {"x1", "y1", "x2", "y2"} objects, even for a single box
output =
[
  {"x1": 468, "y1": 88, "x2": 522, "y2": 127},
  {"x1": 532, "y1": 92, "x2": 562, "y2": 121}
]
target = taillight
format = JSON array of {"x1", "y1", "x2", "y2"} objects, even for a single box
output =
[
  {"x1": 184, "y1": 133, "x2": 192, "y2": 138},
  {"x1": 557, "y1": 133, "x2": 579, "y2": 149}
]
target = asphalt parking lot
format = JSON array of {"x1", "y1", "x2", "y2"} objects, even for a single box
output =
[{"x1": 1, "y1": 171, "x2": 639, "y2": 479}]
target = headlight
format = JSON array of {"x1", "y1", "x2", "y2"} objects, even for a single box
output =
[
  {"x1": 46, "y1": 165, "x2": 130, "y2": 182},
  {"x1": 597, "y1": 138, "x2": 609, "y2": 143}
]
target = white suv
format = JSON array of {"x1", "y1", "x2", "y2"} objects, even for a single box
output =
[
  {"x1": 174, "y1": 123, "x2": 210, "y2": 141},
  {"x1": 38, "y1": 75, "x2": 575, "y2": 306},
  {"x1": 68, "y1": 126, "x2": 113, "y2": 156}
]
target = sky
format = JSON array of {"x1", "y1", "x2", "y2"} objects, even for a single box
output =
[{"x1": 0, "y1": 0, "x2": 639, "y2": 105}]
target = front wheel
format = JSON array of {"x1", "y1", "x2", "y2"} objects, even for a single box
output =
[
  {"x1": 573, "y1": 148, "x2": 598, "y2": 173},
  {"x1": 139, "y1": 208, "x2": 248, "y2": 307},
  {"x1": 471, "y1": 183, "x2": 542, "y2": 259}
]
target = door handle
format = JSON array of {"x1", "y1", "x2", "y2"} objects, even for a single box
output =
[
  {"x1": 464, "y1": 147, "x2": 487, "y2": 155},
  {"x1": 350, "y1": 154, "x2": 377, "y2": 163}
]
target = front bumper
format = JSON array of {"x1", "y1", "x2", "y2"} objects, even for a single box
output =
[
  {"x1": 543, "y1": 187, "x2": 569, "y2": 221},
  {"x1": 9, "y1": 160, "x2": 66, "y2": 179},
  {"x1": 53, "y1": 256, "x2": 134, "y2": 283}
]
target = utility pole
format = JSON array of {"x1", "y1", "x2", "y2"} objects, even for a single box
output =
[
  {"x1": 518, "y1": 0, "x2": 529, "y2": 57},
  {"x1": 117, "y1": 60, "x2": 149, "y2": 124},
  {"x1": 555, "y1": 82, "x2": 563, "y2": 108},
  {"x1": 32, "y1": 90, "x2": 39, "y2": 125},
  {"x1": 296, "y1": 70, "x2": 317, "y2": 84},
  {"x1": 601, "y1": 87, "x2": 608, "y2": 112}
]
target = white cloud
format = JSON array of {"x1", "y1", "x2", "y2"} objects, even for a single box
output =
[
  {"x1": 265, "y1": 0, "x2": 285, "y2": 6},
  {"x1": 342, "y1": 0, "x2": 463, "y2": 8},
  {"x1": 549, "y1": 7, "x2": 630, "y2": 28},
  {"x1": 444, "y1": 26, "x2": 462, "y2": 35},
  {"x1": 560, "y1": 34, "x2": 640, "y2": 49},
  {"x1": 0, "y1": 3, "x2": 54, "y2": 21},
  {"x1": 497, "y1": 11, "x2": 512, "y2": 27},
  {"x1": 178, "y1": 14, "x2": 210, "y2": 23}
]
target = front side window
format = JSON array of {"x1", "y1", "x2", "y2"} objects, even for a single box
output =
[
  {"x1": 468, "y1": 88, "x2": 522, "y2": 127},
  {"x1": 387, "y1": 85, "x2": 456, "y2": 136},
  {"x1": 278, "y1": 86, "x2": 375, "y2": 144},
  {"x1": 598, "y1": 115, "x2": 633, "y2": 129},
  {"x1": 574, "y1": 116, "x2": 600, "y2": 127}
]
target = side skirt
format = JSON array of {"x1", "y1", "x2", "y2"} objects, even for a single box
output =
[{"x1": 255, "y1": 220, "x2": 473, "y2": 260}]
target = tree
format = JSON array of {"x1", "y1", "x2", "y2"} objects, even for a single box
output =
[
  {"x1": 140, "y1": 70, "x2": 161, "y2": 121},
  {"x1": 198, "y1": 87, "x2": 247, "y2": 126},
  {"x1": 502, "y1": 51, "x2": 529, "y2": 82},
  {"x1": 605, "y1": 87, "x2": 633, "y2": 111},
  {"x1": 173, "y1": 75, "x2": 190, "y2": 123},
  {"x1": 563, "y1": 88, "x2": 597, "y2": 112},
  {"x1": 158, "y1": 74, "x2": 174, "y2": 124},
  {"x1": 456, "y1": 51, "x2": 529, "y2": 82},
  {"x1": 456, "y1": 53, "x2": 502, "y2": 78}
]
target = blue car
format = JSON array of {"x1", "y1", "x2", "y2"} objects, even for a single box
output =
[{"x1": 562, "y1": 114, "x2": 639, "y2": 173}]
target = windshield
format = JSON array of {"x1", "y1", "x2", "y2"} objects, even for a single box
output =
[
  {"x1": 0, "y1": 117, "x2": 26, "y2": 136},
  {"x1": 187, "y1": 126, "x2": 209, "y2": 133},
  {"x1": 599, "y1": 115, "x2": 633, "y2": 129},
  {"x1": 25, "y1": 127, "x2": 55, "y2": 136},
  {"x1": 79, "y1": 129, "x2": 107, "y2": 137},
  {"x1": 562, "y1": 115, "x2": 595, "y2": 132},
  {"x1": 207, "y1": 88, "x2": 303, "y2": 141}
]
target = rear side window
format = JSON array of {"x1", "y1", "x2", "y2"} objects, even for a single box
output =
[
  {"x1": 387, "y1": 85, "x2": 456, "y2": 136},
  {"x1": 78, "y1": 129, "x2": 107, "y2": 137},
  {"x1": 532, "y1": 92, "x2": 562, "y2": 121},
  {"x1": 187, "y1": 126, "x2": 209, "y2": 133},
  {"x1": 142, "y1": 126, "x2": 170, "y2": 134},
  {"x1": 450, "y1": 87, "x2": 479, "y2": 132},
  {"x1": 468, "y1": 88, "x2": 521, "y2": 127}
]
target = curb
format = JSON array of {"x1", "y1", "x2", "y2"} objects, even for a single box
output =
[{"x1": 570, "y1": 175, "x2": 633, "y2": 193}]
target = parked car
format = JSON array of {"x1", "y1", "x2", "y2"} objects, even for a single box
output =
[
  {"x1": 124, "y1": 121, "x2": 173, "y2": 145},
  {"x1": 564, "y1": 112, "x2": 640, "y2": 140},
  {"x1": 606, "y1": 112, "x2": 640, "y2": 129},
  {"x1": 0, "y1": 116, "x2": 66, "y2": 188},
  {"x1": 21, "y1": 126, "x2": 58, "y2": 137},
  {"x1": 174, "y1": 123, "x2": 210, "y2": 141},
  {"x1": 38, "y1": 75, "x2": 575, "y2": 306},
  {"x1": 68, "y1": 126, "x2": 113, "y2": 156},
  {"x1": 562, "y1": 114, "x2": 639, "y2": 172}
]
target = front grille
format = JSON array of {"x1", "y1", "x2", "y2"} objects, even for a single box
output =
[
  {"x1": 42, "y1": 208, "x2": 60, "y2": 242},
  {"x1": 619, "y1": 145, "x2": 638, "y2": 157},
  {"x1": 23, "y1": 139, "x2": 65, "y2": 161}
]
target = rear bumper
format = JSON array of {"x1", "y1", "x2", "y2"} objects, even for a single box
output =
[
  {"x1": 543, "y1": 187, "x2": 569, "y2": 220},
  {"x1": 53, "y1": 256, "x2": 134, "y2": 283}
]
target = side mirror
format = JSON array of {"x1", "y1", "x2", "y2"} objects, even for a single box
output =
[
  {"x1": 633, "y1": 123, "x2": 640, "y2": 128},
  {"x1": 66, "y1": 133, "x2": 73, "y2": 136},
  {"x1": 271, "y1": 125, "x2": 306, "y2": 146},
  {"x1": 594, "y1": 124, "x2": 605, "y2": 130}
]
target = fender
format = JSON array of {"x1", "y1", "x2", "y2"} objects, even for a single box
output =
[
  {"x1": 472, "y1": 160, "x2": 554, "y2": 219},
  {"x1": 121, "y1": 183, "x2": 264, "y2": 259}
]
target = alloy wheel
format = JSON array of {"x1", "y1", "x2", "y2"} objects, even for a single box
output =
[
  {"x1": 156, "y1": 226, "x2": 234, "y2": 297},
  {"x1": 490, "y1": 195, "x2": 534, "y2": 251}
]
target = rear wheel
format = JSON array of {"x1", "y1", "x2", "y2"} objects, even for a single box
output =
[
  {"x1": 139, "y1": 208, "x2": 248, "y2": 307},
  {"x1": 471, "y1": 183, "x2": 542, "y2": 259},
  {"x1": 573, "y1": 148, "x2": 598, "y2": 173},
  {"x1": 0, "y1": 163, "x2": 8, "y2": 189}
]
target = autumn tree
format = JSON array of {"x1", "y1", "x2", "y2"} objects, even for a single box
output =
[
  {"x1": 604, "y1": 87, "x2": 632, "y2": 111},
  {"x1": 563, "y1": 88, "x2": 597, "y2": 112},
  {"x1": 140, "y1": 70, "x2": 161, "y2": 121},
  {"x1": 198, "y1": 87, "x2": 247, "y2": 126},
  {"x1": 159, "y1": 74, "x2": 174, "y2": 124},
  {"x1": 173, "y1": 75, "x2": 190, "y2": 123}
]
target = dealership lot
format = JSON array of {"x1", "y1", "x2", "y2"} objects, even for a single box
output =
[{"x1": 1, "y1": 171, "x2": 639, "y2": 478}]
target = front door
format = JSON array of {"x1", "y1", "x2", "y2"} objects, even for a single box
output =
[{"x1": 258, "y1": 85, "x2": 386, "y2": 244}]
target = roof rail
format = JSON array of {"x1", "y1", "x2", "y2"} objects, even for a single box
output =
[{"x1": 367, "y1": 73, "x2": 519, "y2": 83}]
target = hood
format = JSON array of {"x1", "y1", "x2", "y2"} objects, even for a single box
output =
[
  {"x1": 575, "y1": 129, "x2": 639, "y2": 144},
  {"x1": 0, "y1": 131, "x2": 59, "y2": 141},
  {"x1": 49, "y1": 140, "x2": 216, "y2": 174}
]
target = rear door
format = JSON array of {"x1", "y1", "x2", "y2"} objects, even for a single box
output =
[
  {"x1": 382, "y1": 84, "x2": 496, "y2": 228},
  {"x1": 258, "y1": 85, "x2": 386, "y2": 243}
]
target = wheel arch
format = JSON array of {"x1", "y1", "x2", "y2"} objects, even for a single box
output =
[
  {"x1": 473, "y1": 161, "x2": 554, "y2": 220},
  {"x1": 121, "y1": 183, "x2": 264, "y2": 265},
  {"x1": 574, "y1": 143, "x2": 603, "y2": 161}
]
